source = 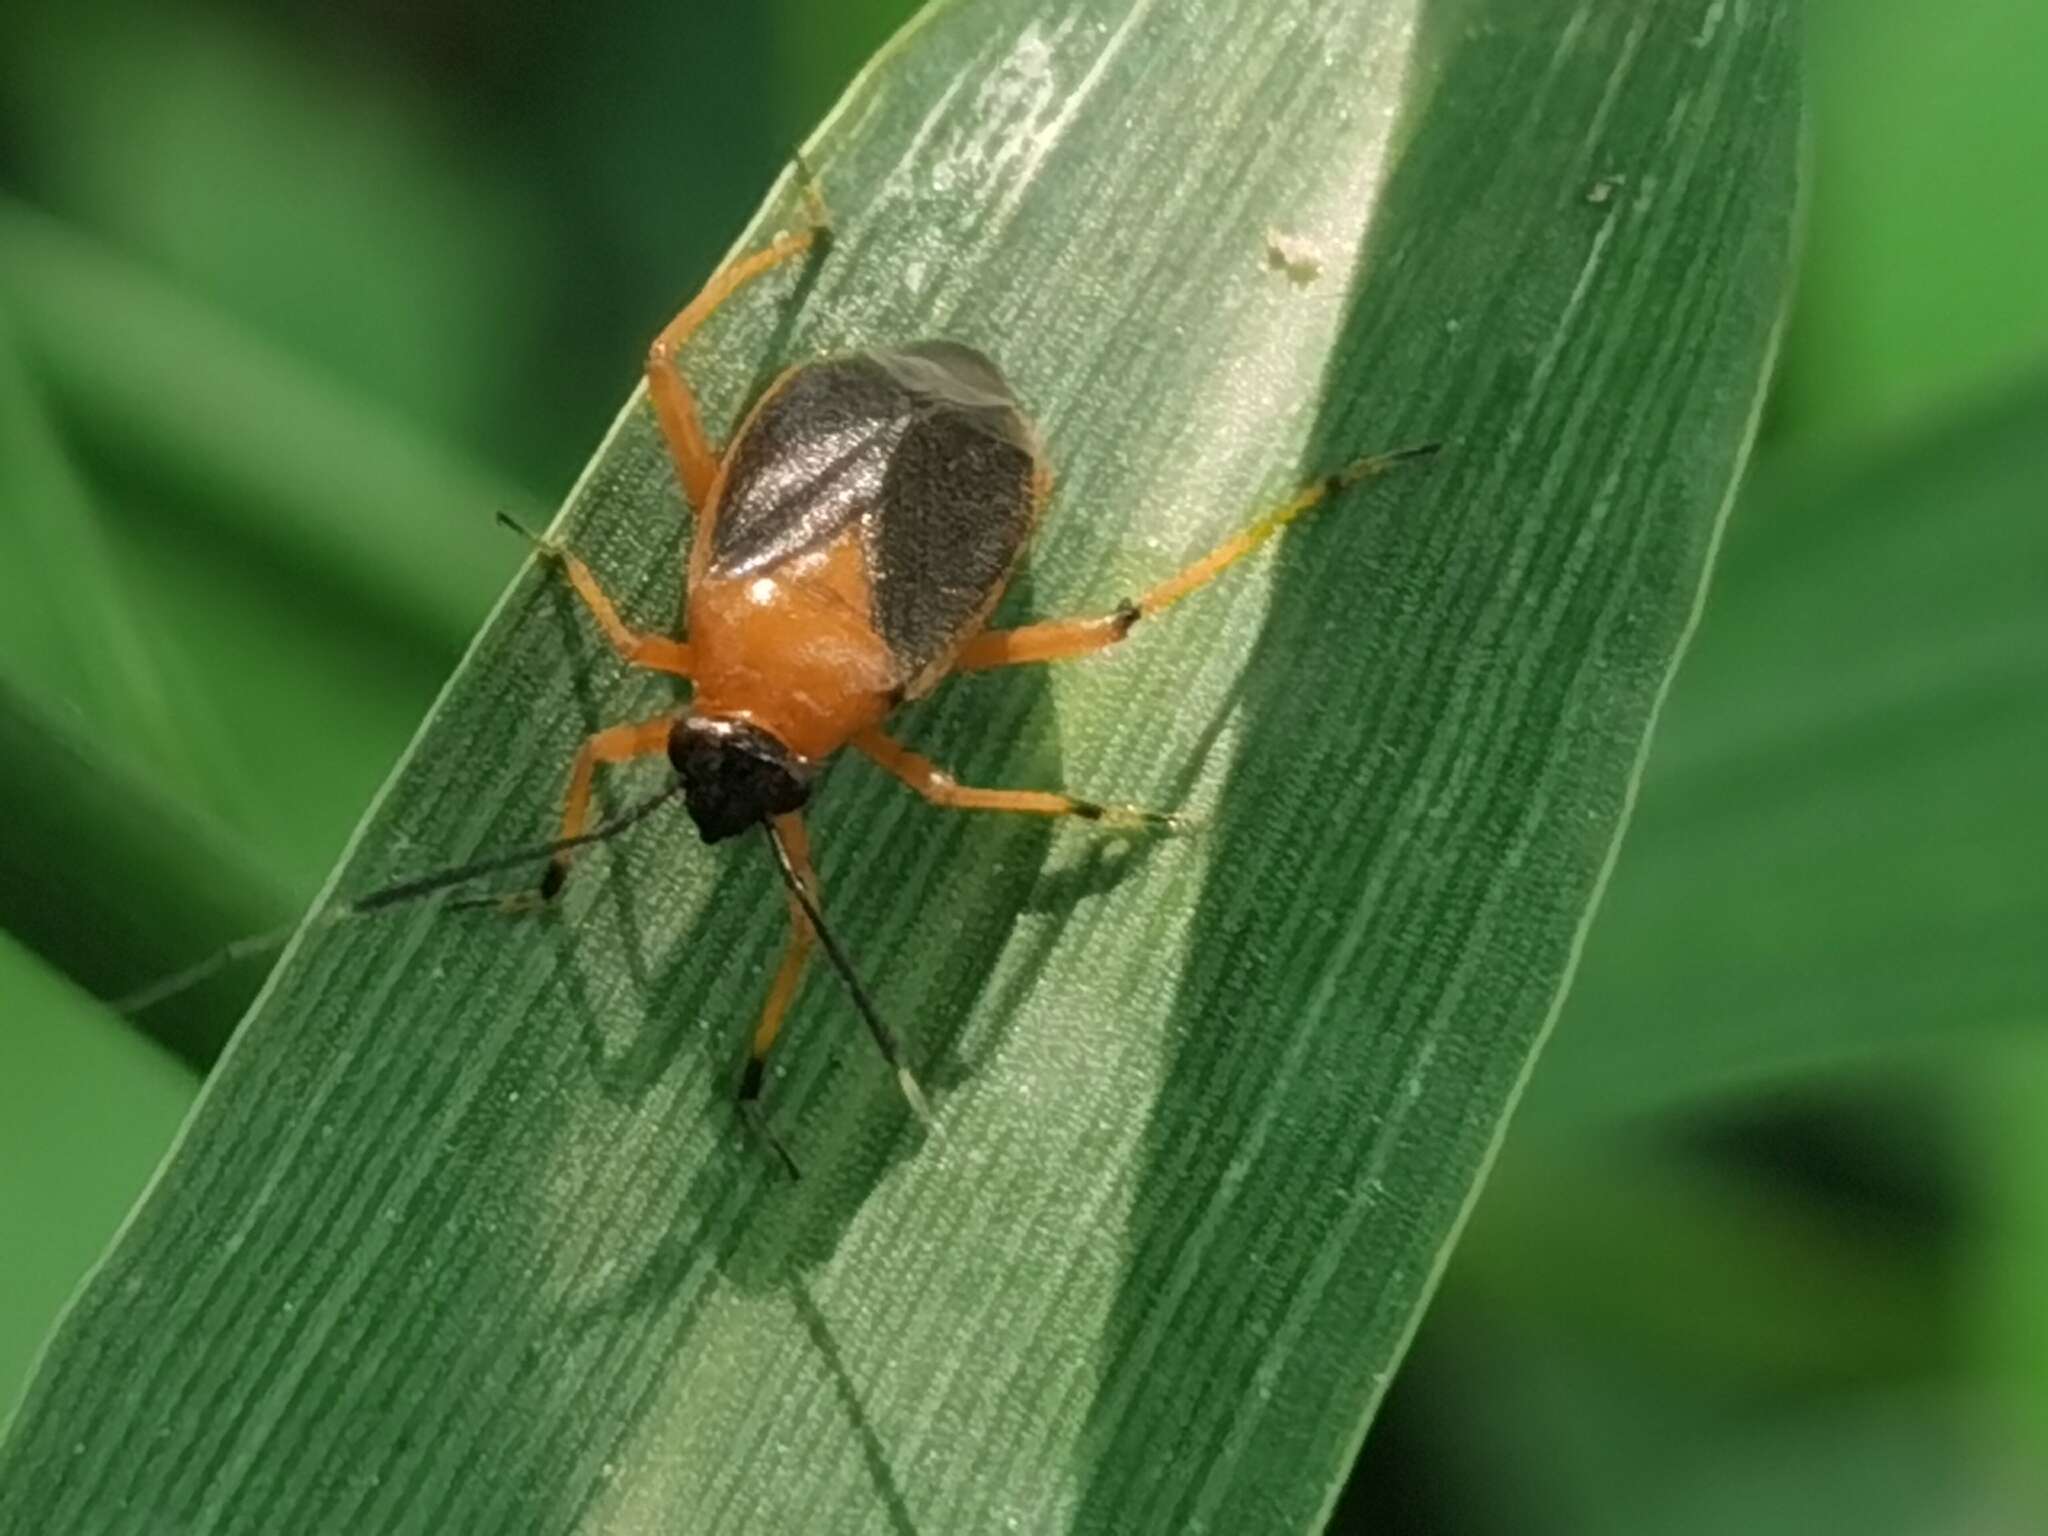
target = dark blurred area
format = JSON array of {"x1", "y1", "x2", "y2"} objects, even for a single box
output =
[{"x1": 3, "y1": 0, "x2": 2044, "y2": 1531}]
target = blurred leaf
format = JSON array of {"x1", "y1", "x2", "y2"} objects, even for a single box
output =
[
  {"x1": 1339, "y1": 1312, "x2": 1698, "y2": 1536},
  {"x1": 1604, "y1": 1393, "x2": 2037, "y2": 1536},
  {"x1": 0, "y1": 680, "x2": 299, "y2": 1068},
  {"x1": 0, "y1": 197, "x2": 529, "y2": 649},
  {"x1": 1529, "y1": 371, "x2": 2048, "y2": 1131},
  {"x1": 98, "y1": 479, "x2": 468, "y2": 891},
  {"x1": 1963, "y1": 1038, "x2": 2048, "y2": 1483},
  {"x1": 1448, "y1": 1148, "x2": 1946, "y2": 1392},
  {"x1": 0, "y1": 298, "x2": 307, "y2": 1060},
  {"x1": 0, "y1": 308, "x2": 189, "y2": 780},
  {"x1": 768, "y1": 0, "x2": 921, "y2": 143},
  {"x1": 1777, "y1": 0, "x2": 2048, "y2": 449},
  {"x1": 1363, "y1": 1317, "x2": 2026, "y2": 1536},
  {"x1": 0, "y1": 2, "x2": 1797, "y2": 1532},
  {"x1": 0, "y1": 2, "x2": 544, "y2": 468},
  {"x1": 0, "y1": 202, "x2": 519, "y2": 1025},
  {"x1": 0, "y1": 930, "x2": 197, "y2": 1417}
]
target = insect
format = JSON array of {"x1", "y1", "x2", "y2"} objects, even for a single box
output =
[{"x1": 128, "y1": 176, "x2": 1437, "y2": 1175}]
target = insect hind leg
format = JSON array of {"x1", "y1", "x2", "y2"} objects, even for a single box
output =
[
  {"x1": 955, "y1": 442, "x2": 1440, "y2": 670},
  {"x1": 853, "y1": 728, "x2": 1180, "y2": 830},
  {"x1": 737, "y1": 811, "x2": 820, "y2": 1180}
]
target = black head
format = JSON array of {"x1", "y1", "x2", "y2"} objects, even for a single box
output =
[{"x1": 667, "y1": 717, "x2": 813, "y2": 843}]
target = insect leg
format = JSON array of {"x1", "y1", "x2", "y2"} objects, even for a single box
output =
[
  {"x1": 738, "y1": 812, "x2": 816, "y2": 1178},
  {"x1": 646, "y1": 200, "x2": 832, "y2": 510},
  {"x1": 539, "y1": 714, "x2": 677, "y2": 900},
  {"x1": 853, "y1": 727, "x2": 1176, "y2": 829},
  {"x1": 497, "y1": 514, "x2": 693, "y2": 678},
  {"x1": 955, "y1": 442, "x2": 1440, "y2": 670}
]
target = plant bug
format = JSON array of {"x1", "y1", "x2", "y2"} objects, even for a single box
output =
[{"x1": 129, "y1": 173, "x2": 1438, "y2": 1176}]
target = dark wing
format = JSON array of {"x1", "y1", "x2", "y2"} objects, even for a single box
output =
[
  {"x1": 707, "y1": 342, "x2": 1042, "y2": 689},
  {"x1": 707, "y1": 358, "x2": 908, "y2": 580},
  {"x1": 863, "y1": 344, "x2": 1042, "y2": 687}
]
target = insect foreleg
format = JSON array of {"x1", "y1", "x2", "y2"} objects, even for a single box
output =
[{"x1": 646, "y1": 182, "x2": 833, "y2": 510}]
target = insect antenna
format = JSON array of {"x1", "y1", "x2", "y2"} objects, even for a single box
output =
[
  {"x1": 760, "y1": 820, "x2": 934, "y2": 1130},
  {"x1": 116, "y1": 782, "x2": 683, "y2": 1016},
  {"x1": 113, "y1": 921, "x2": 305, "y2": 1016},
  {"x1": 350, "y1": 782, "x2": 681, "y2": 912}
]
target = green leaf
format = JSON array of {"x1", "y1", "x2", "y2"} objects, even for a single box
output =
[
  {"x1": 1528, "y1": 371, "x2": 2048, "y2": 1131},
  {"x1": 1373, "y1": 1318, "x2": 2008, "y2": 1536},
  {"x1": 0, "y1": 680, "x2": 299, "y2": 1067},
  {"x1": 0, "y1": 203, "x2": 528, "y2": 991},
  {"x1": 0, "y1": 305, "x2": 194, "y2": 786},
  {"x1": 1961, "y1": 1037, "x2": 2048, "y2": 1465},
  {"x1": 0, "y1": 209, "x2": 475, "y2": 1054},
  {"x1": 1608, "y1": 1395, "x2": 2017, "y2": 1536},
  {"x1": 0, "y1": 1, "x2": 1798, "y2": 1530},
  {"x1": 1778, "y1": 0, "x2": 2048, "y2": 450},
  {"x1": 0, "y1": 5, "x2": 545, "y2": 474},
  {"x1": 1445, "y1": 1148, "x2": 1947, "y2": 1392},
  {"x1": 0, "y1": 248, "x2": 313, "y2": 1063},
  {"x1": 0, "y1": 930, "x2": 197, "y2": 1417},
  {"x1": 0, "y1": 197, "x2": 530, "y2": 649}
]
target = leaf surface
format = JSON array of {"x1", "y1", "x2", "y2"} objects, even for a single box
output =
[
  {"x1": 1531, "y1": 371, "x2": 2048, "y2": 1130},
  {"x1": 0, "y1": 1, "x2": 1799, "y2": 1530}
]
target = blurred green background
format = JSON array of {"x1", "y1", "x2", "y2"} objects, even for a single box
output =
[{"x1": 1, "y1": 0, "x2": 2042, "y2": 1530}]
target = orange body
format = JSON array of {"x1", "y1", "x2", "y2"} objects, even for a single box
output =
[{"x1": 685, "y1": 536, "x2": 902, "y2": 763}]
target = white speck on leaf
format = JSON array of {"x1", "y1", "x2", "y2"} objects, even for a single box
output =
[{"x1": 1263, "y1": 227, "x2": 1324, "y2": 285}]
